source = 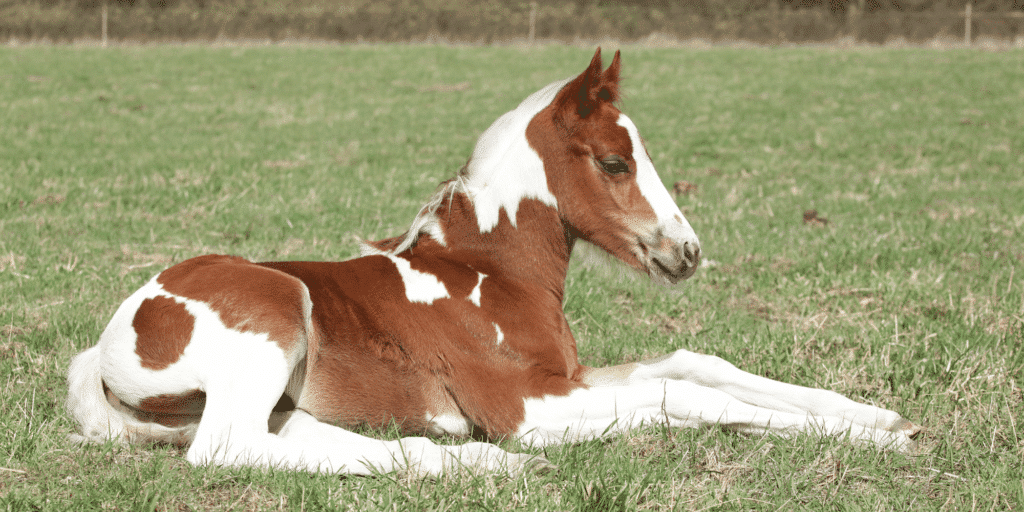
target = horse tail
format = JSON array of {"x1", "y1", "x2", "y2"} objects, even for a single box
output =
[
  {"x1": 66, "y1": 345, "x2": 129, "y2": 443},
  {"x1": 67, "y1": 345, "x2": 200, "y2": 446}
]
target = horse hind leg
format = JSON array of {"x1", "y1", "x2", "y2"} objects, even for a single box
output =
[{"x1": 185, "y1": 349, "x2": 530, "y2": 476}]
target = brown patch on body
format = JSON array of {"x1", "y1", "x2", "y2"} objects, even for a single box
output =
[
  {"x1": 104, "y1": 382, "x2": 293, "y2": 432},
  {"x1": 102, "y1": 381, "x2": 203, "y2": 431},
  {"x1": 136, "y1": 390, "x2": 206, "y2": 429},
  {"x1": 133, "y1": 295, "x2": 195, "y2": 370},
  {"x1": 263, "y1": 192, "x2": 586, "y2": 437},
  {"x1": 157, "y1": 255, "x2": 308, "y2": 351}
]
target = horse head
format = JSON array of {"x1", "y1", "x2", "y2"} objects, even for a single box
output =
[
  {"x1": 386, "y1": 48, "x2": 701, "y2": 285},
  {"x1": 526, "y1": 48, "x2": 702, "y2": 284}
]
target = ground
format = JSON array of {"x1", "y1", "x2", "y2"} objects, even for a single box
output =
[{"x1": 1, "y1": 44, "x2": 1022, "y2": 510}]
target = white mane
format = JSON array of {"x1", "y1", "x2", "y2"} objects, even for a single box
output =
[{"x1": 370, "y1": 77, "x2": 572, "y2": 256}]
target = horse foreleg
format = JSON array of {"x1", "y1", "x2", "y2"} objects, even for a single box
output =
[
  {"x1": 517, "y1": 378, "x2": 914, "y2": 451},
  {"x1": 578, "y1": 348, "x2": 921, "y2": 437}
]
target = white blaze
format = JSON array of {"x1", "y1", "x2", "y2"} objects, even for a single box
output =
[{"x1": 616, "y1": 114, "x2": 699, "y2": 243}]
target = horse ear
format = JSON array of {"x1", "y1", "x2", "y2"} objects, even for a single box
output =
[
  {"x1": 556, "y1": 48, "x2": 621, "y2": 124},
  {"x1": 603, "y1": 50, "x2": 621, "y2": 89}
]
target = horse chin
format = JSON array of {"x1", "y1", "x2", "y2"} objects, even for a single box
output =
[
  {"x1": 645, "y1": 257, "x2": 697, "y2": 286},
  {"x1": 572, "y1": 239, "x2": 698, "y2": 286}
]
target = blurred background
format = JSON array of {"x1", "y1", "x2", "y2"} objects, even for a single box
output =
[{"x1": 2, "y1": 0, "x2": 1023, "y2": 46}]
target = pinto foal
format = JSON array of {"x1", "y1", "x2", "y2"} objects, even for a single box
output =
[{"x1": 67, "y1": 49, "x2": 920, "y2": 476}]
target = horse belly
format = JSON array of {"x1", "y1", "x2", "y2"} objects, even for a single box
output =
[{"x1": 297, "y1": 348, "x2": 463, "y2": 435}]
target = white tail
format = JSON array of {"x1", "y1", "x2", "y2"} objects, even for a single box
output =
[
  {"x1": 66, "y1": 345, "x2": 196, "y2": 446},
  {"x1": 66, "y1": 346, "x2": 125, "y2": 443}
]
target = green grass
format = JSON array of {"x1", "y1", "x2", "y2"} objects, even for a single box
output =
[{"x1": 1, "y1": 44, "x2": 1022, "y2": 510}]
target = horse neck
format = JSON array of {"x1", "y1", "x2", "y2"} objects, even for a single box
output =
[{"x1": 423, "y1": 190, "x2": 573, "y2": 299}]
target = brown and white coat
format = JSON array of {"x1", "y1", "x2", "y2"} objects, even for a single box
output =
[{"x1": 67, "y1": 49, "x2": 920, "y2": 476}]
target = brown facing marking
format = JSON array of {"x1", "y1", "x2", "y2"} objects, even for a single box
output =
[
  {"x1": 133, "y1": 295, "x2": 196, "y2": 370},
  {"x1": 157, "y1": 254, "x2": 307, "y2": 352}
]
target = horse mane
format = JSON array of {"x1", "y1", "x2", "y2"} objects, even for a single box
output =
[{"x1": 359, "y1": 166, "x2": 469, "y2": 256}]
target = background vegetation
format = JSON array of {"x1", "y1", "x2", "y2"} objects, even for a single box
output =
[
  {"x1": 1, "y1": 45, "x2": 1023, "y2": 509},
  {"x1": 2, "y1": 0, "x2": 1024, "y2": 44}
]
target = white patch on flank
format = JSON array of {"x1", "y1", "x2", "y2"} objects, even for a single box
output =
[
  {"x1": 463, "y1": 78, "x2": 571, "y2": 233},
  {"x1": 616, "y1": 114, "x2": 699, "y2": 243},
  {"x1": 467, "y1": 272, "x2": 486, "y2": 307},
  {"x1": 493, "y1": 323, "x2": 504, "y2": 345},
  {"x1": 360, "y1": 245, "x2": 450, "y2": 304}
]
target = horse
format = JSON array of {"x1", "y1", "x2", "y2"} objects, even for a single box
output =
[{"x1": 66, "y1": 48, "x2": 921, "y2": 476}]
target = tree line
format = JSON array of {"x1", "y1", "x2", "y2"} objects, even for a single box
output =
[{"x1": 3, "y1": 0, "x2": 1023, "y2": 43}]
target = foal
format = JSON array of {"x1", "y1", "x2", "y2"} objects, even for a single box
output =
[{"x1": 67, "y1": 48, "x2": 920, "y2": 476}]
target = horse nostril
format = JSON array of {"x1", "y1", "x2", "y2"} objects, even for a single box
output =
[{"x1": 683, "y1": 241, "x2": 701, "y2": 266}]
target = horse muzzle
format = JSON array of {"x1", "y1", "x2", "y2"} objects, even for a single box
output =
[{"x1": 639, "y1": 225, "x2": 701, "y2": 284}]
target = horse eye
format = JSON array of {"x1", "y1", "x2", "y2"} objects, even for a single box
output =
[{"x1": 598, "y1": 156, "x2": 629, "y2": 175}]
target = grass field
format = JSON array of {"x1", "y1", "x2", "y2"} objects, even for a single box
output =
[{"x1": 1, "y1": 44, "x2": 1022, "y2": 510}]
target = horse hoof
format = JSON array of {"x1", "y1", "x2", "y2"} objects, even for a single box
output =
[{"x1": 889, "y1": 418, "x2": 924, "y2": 439}]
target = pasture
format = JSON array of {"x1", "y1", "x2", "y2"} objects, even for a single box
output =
[{"x1": 1, "y1": 44, "x2": 1022, "y2": 510}]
